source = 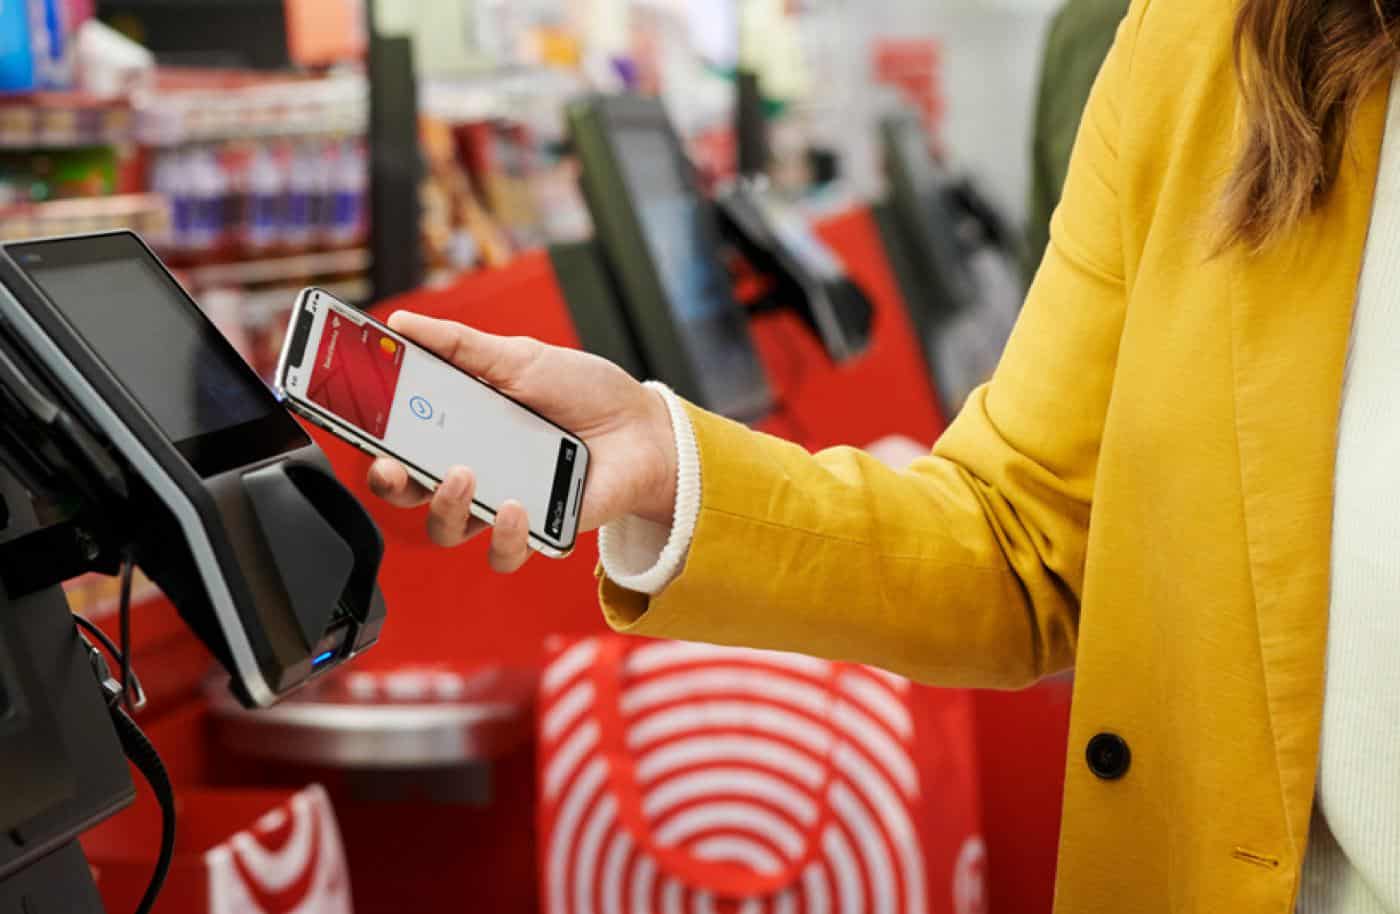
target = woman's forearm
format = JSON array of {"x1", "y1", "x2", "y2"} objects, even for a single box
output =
[{"x1": 597, "y1": 395, "x2": 1086, "y2": 690}]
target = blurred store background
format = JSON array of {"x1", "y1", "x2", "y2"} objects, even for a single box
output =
[
  {"x1": 2, "y1": 0, "x2": 1059, "y2": 379},
  {"x1": 0, "y1": 2, "x2": 1102, "y2": 913}
]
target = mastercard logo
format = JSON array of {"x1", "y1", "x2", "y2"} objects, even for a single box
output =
[{"x1": 379, "y1": 337, "x2": 398, "y2": 357}]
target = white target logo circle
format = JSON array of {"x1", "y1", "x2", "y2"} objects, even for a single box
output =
[
  {"x1": 539, "y1": 639, "x2": 933, "y2": 914},
  {"x1": 952, "y1": 837, "x2": 987, "y2": 914},
  {"x1": 206, "y1": 785, "x2": 351, "y2": 914}
]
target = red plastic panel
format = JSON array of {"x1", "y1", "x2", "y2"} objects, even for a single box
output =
[{"x1": 751, "y1": 208, "x2": 946, "y2": 450}]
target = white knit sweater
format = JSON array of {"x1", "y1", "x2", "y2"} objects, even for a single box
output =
[
  {"x1": 601, "y1": 79, "x2": 1400, "y2": 907},
  {"x1": 1295, "y1": 69, "x2": 1400, "y2": 914}
]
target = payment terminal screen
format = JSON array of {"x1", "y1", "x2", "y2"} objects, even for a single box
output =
[{"x1": 27, "y1": 256, "x2": 273, "y2": 442}]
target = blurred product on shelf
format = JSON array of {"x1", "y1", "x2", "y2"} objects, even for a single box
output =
[
  {"x1": 149, "y1": 138, "x2": 369, "y2": 260},
  {"x1": 0, "y1": 91, "x2": 131, "y2": 147},
  {"x1": 425, "y1": 111, "x2": 520, "y2": 274},
  {"x1": 0, "y1": 144, "x2": 116, "y2": 202},
  {"x1": 128, "y1": 70, "x2": 370, "y2": 282},
  {"x1": 0, "y1": 0, "x2": 93, "y2": 92},
  {"x1": 476, "y1": 122, "x2": 543, "y2": 248},
  {"x1": 0, "y1": 191, "x2": 167, "y2": 241},
  {"x1": 135, "y1": 69, "x2": 367, "y2": 147},
  {"x1": 72, "y1": 17, "x2": 154, "y2": 98}
]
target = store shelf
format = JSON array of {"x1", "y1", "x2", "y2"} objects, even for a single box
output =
[
  {"x1": 420, "y1": 67, "x2": 583, "y2": 134},
  {"x1": 242, "y1": 276, "x2": 369, "y2": 312},
  {"x1": 0, "y1": 193, "x2": 169, "y2": 241},
  {"x1": 179, "y1": 247, "x2": 370, "y2": 289},
  {"x1": 135, "y1": 71, "x2": 368, "y2": 147}
]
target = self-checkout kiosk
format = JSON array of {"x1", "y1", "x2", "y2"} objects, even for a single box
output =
[
  {"x1": 561, "y1": 94, "x2": 776, "y2": 422},
  {"x1": 553, "y1": 94, "x2": 879, "y2": 426},
  {"x1": 874, "y1": 110, "x2": 1025, "y2": 419},
  {"x1": 0, "y1": 231, "x2": 388, "y2": 912}
]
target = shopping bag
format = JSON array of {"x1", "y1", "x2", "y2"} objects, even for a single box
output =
[
  {"x1": 86, "y1": 783, "x2": 351, "y2": 914},
  {"x1": 537, "y1": 636, "x2": 986, "y2": 914}
]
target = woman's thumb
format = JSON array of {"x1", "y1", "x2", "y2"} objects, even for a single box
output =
[{"x1": 386, "y1": 311, "x2": 538, "y2": 388}]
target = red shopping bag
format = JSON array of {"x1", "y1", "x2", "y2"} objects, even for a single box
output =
[
  {"x1": 537, "y1": 636, "x2": 986, "y2": 914},
  {"x1": 85, "y1": 784, "x2": 351, "y2": 914}
]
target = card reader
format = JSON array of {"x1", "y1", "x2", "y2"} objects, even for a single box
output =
[{"x1": 0, "y1": 231, "x2": 387, "y2": 708}]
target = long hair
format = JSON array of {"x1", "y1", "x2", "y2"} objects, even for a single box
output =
[{"x1": 1221, "y1": 0, "x2": 1399, "y2": 249}]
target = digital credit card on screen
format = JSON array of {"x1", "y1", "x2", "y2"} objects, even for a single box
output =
[{"x1": 306, "y1": 312, "x2": 405, "y2": 439}]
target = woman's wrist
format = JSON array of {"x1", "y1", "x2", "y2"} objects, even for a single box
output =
[{"x1": 634, "y1": 383, "x2": 679, "y2": 525}]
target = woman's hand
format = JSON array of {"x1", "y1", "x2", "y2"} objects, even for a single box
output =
[{"x1": 365, "y1": 311, "x2": 678, "y2": 572}]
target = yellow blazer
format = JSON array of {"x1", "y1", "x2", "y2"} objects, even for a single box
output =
[{"x1": 597, "y1": 0, "x2": 1385, "y2": 909}]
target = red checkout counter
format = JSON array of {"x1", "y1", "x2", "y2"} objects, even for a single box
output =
[{"x1": 85, "y1": 207, "x2": 1070, "y2": 914}]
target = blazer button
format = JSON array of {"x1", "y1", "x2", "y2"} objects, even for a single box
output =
[{"x1": 1086, "y1": 732, "x2": 1131, "y2": 780}]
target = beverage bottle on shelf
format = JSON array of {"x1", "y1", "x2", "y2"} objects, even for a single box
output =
[
  {"x1": 0, "y1": 0, "x2": 36, "y2": 92},
  {"x1": 325, "y1": 139, "x2": 367, "y2": 246},
  {"x1": 183, "y1": 147, "x2": 220, "y2": 254},
  {"x1": 310, "y1": 139, "x2": 336, "y2": 245},
  {"x1": 33, "y1": 0, "x2": 72, "y2": 89},
  {"x1": 216, "y1": 142, "x2": 244, "y2": 254},
  {"x1": 282, "y1": 141, "x2": 319, "y2": 250},
  {"x1": 149, "y1": 150, "x2": 187, "y2": 252},
  {"x1": 242, "y1": 142, "x2": 284, "y2": 253}
]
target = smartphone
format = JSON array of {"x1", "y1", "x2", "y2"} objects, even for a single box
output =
[{"x1": 274, "y1": 288, "x2": 590, "y2": 558}]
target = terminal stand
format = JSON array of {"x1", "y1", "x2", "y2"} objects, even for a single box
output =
[
  {"x1": 0, "y1": 467, "x2": 134, "y2": 914},
  {"x1": 0, "y1": 438, "x2": 390, "y2": 912}
]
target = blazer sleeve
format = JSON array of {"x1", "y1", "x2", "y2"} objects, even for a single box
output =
[{"x1": 598, "y1": 0, "x2": 1148, "y2": 690}]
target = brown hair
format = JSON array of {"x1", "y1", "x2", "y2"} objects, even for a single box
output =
[{"x1": 1222, "y1": 0, "x2": 1399, "y2": 249}]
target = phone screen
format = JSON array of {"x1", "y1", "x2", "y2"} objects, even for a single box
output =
[{"x1": 281, "y1": 293, "x2": 586, "y2": 549}]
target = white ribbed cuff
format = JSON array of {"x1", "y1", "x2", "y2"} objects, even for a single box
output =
[{"x1": 597, "y1": 382, "x2": 701, "y2": 595}]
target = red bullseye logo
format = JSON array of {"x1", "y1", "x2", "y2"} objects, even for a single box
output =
[
  {"x1": 208, "y1": 785, "x2": 351, "y2": 914},
  {"x1": 539, "y1": 639, "x2": 939, "y2": 914}
]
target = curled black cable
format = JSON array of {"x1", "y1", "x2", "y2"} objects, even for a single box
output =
[{"x1": 108, "y1": 706, "x2": 175, "y2": 914}]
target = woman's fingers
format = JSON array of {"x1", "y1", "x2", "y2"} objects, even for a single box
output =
[
  {"x1": 387, "y1": 311, "x2": 542, "y2": 390},
  {"x1": 426, "y1": 467, "x2": 482, "y2": 547},
  {"x1": 368, "y1": 458, "x2": 431, "y2": 508},
  {"x1": 488, "y1": 500, "x2": 532, "y2": 574},
  {"x1": 376, "y1": 455, "x2": 532, "y2": 570}
]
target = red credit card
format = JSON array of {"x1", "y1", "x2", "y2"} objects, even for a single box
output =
[{"x1": 305, "y1": 313, "x2": 404, "y2": 438}]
